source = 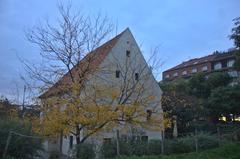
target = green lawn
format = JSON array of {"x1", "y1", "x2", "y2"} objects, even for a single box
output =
[{"x1": 116, "y1": 143, "x2": 240, "y2": 159}]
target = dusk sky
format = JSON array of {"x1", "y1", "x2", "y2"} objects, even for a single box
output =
[{"x1": 0, "y1": 0, "x2": 239, "y2": 101}]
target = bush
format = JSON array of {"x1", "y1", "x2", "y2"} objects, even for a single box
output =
[
  {"x1": 0, "y1": 119, "x2": 43, "y2": 159},
  {"x1": 148, "y1": 140, "x2": 162, "y2": 155},
  {"x1": 101, "y1": 141, "x2": 117, "y2": 158},
  {"x1": 164, "y1": 133, "x2": 221, "y2": 154},
  {"x1": 101, "y1": 133, "x2": 223, "y2": 158},
  {"x1": 164, "y1": 137, "x2": 194, "y2": 154},
  {"x1": 49, "y1": 151, "x2": 61, "y2": 159},
  {"x1": 101, "y1": 140, "x2": 150, "y2": 158},
  {"x1": 197, "y1": 133, "x2": 219, "y2": 150},
  {"x1": 71, "y1": 143, "x2": 95, "y2": 159}
]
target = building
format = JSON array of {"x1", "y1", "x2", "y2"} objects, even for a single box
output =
[
  {"x1": 40, "y1": 28, "x2": 163, "y2": 156},
  {"x1": 162, "y1": 50, "x2": 239, "y2": 81}
]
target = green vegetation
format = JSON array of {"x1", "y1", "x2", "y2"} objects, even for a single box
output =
[
  {"x1": 71, "y1": 143, "x2": 96, "y2": 159},
  {"x1": 0, "y1": 119, "x2": 43, "y2": 159},
  {"x1": 0, "y1": 98, "x2": 43, "y2": 159},
  {"x1": 101, "y1": 134, "x2": 226, "y2": 158},
  {"x1": 160, "y1": 71, "x2": 240, "y2": 134},
  {"x1": 115, "y1": 143, "x2": 240, "y2": 159},
  {"x1": 230, "y1": 17, "x2": 240, "y2": 49}
]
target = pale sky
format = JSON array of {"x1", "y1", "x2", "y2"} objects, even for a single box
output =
[{"x1": 0, "y1": 0, "x2": 239, "y2": 101}]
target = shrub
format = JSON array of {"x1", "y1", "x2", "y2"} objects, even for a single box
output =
[
  {"x1": 197, "y1": 133, "x2": 219, "y2": 150},
  {"x1": 101, "y1": 133, "x2": 222, "y2": 157},
  {"x1": 49, "y1": 151, "x2": 61, "y2": 159},
  {"x1": 71, "y1": 143, "x2": 95, "y2": 159},
  {"x1": 101, "y1": 139, "x2": 150, "y2": 158},
  {"x1": 101, "y1": 141, "x2": 117, "y2": 158},
  {"x1": 148, "y1": 140, "x2": 162, "y2": 155},
  {"x1": 164, "y1": 137, "x2": 194, "y2": 154},
  {"x1": 0, "y1": 119, "x2": 43, "y2": 159}
]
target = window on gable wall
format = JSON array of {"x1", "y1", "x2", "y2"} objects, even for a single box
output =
[
  {"x1": 146, "y1": 109, "x2": 152, "y2": 120},
  {"x1": 126, "y1": 50, "x2": 130, "y2": 57},
  {"x1": 141, "y1": 136, "x2": 148, "y2": 142},
  {"x1": 116, "y1": 70, "x2": 120, "y2": 78},
  {"x1": 135, "y1": 73, "x2": 139, "y2": 81}
]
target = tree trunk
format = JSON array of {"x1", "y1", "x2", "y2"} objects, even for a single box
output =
[
  {"x1": 59, "y1": 131, "x2": 63, "y2": 153},
  {"x1": 76, "y1": 126, "x2": 81, "y2": 144},
  {"x1": 116, "y1": 130, "x2": 120, "y2": 156}
]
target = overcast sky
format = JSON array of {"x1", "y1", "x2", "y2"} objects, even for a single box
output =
[{"x1": 0, "y1": 0, "x2": 239, "y2": 101}]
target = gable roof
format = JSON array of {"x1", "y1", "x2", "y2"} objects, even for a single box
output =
[{"x1": 39, "y1": 28, "x2": 128, "y2": 98}]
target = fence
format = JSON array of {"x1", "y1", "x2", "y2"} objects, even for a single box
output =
[
  {"x1": 1, "y1": 127, "x2": 240, "y2": 159},
  {"x1": 101, "y1": 127, "x2": 240, "y2": 158}
]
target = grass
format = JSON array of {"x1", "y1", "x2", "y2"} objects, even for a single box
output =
[{"x1": 116, "y1": 143, "x2": 240, "y2": 159}]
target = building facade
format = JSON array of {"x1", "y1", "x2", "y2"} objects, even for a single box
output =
[
  {"x1": 40, "y1": 28, "x2": 163, "y2": 156},
  {"x1": 163, "y1": 50, "x2": 239, "y2": 81}
]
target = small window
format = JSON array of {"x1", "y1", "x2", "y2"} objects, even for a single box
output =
[
  {"x1": 69, "y1": 136, "x2": 73, "y2": 149},
  {"x1": 202, "y1": 66, "x2": 208, "y2": 71},
  {"x1": 182, "y1": 70, "x2": 187, "y2": 75},
  {"x1": 165, "y1": 74, "x2": 170, "y2": 78},
  {"x1": 146, "y1": 109, "x2": 152, "y2": 120},
  {"x1": 214, "y1": 62, "x2": 222, "y2": 70},
  {"x1": 192, "y1": 68, "x2": 197, "y2": 73},
  {"x1": 227, "y1": 59, "x2": 235, "y2": 67},
  {"x1": 103, "y1": 138, "x2": 111, "y2": 144},
  {"x1": 141, "y1": 136, "x2": 148, "y2": 142},
  {"x1": 135, "y1": 73, "x2": 139, "y2": 81},
  {"x1": 116, "y1": 70, "x2": 120, "y2": 78},
  {"x1": 173, "y1": 72, "x2": 178, "y2": 77},
  {"x1": 126, "y1": 50, "x2": 130, "y2": 57}
]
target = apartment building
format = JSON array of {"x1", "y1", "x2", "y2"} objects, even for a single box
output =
[{"x1": 162, "y1": 50, "x2": 238, "y2": 81}]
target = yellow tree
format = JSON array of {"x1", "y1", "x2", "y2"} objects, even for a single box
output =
[{"x1": 36, "y1": 80, "x2": 165, "y2": 144}]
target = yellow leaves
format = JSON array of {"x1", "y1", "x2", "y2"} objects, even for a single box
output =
[
  {"x1": 9, "y1": 108, "x2": 18, "y2": 119},
  {"x1": 148, "y1": 95, "x2": 156, "y2": 101},
  {"x1": 35, "y1": 81, "x2": 168, "y2": 140}
]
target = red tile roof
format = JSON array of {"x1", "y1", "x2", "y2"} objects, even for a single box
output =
[{"x1": 39, "y1": 29, "x2": 127, "y2": 98}]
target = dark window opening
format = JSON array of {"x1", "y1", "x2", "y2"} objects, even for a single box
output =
[
  {"x1": 69, "y1": 136, "x2": 73, "y2": 149},
  {"x1": 135, "y1": 73, "x2": 139, "y2": 81},
  {"x1": 141, "y1": 136, "x2": 148, "y2": 142},
  {"x1": 103, "y1": 138, "x2": 112, "y2": 144},
  {"x1": 146, "y1": 109, "x2": 152, "y2": 120},
  {"x1": 126, "y1": 50, "x2": 130, "y2": 57},
  {"x1": 116, "y1": 70, "x2": 120, "y2": 78}
]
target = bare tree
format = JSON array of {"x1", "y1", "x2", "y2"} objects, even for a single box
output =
[
  {"x1": 22, "y1": 2, "x2": 166, "y2": 148},
  {"x1": 23, "y1": 3, "x2": 114, "y2": 93}
]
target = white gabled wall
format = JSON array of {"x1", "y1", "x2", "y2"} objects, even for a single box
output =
[{"x1": 60, "y1": 29, "x2": 163, "y2": 155}]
